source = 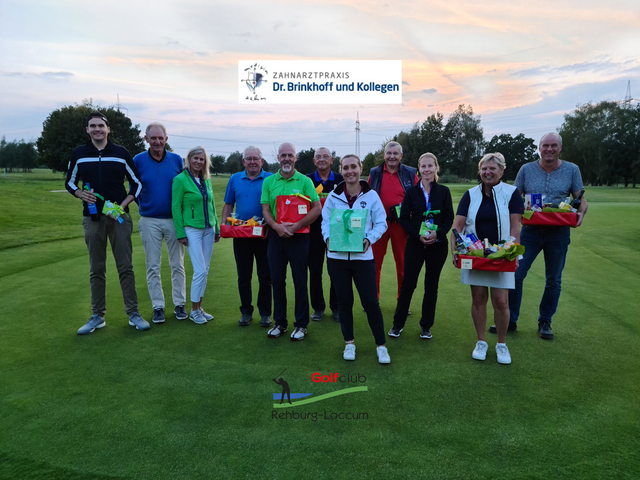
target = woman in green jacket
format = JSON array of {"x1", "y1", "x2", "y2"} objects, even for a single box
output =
[{"x1": 172, "y1": 146, "x2": 220, "y2": 325}]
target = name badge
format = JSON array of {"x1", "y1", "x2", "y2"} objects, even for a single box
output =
[
  {"x1": 298, "y1": 205, "x2": 307, "y2": 214},
  {"x1": 461, "y1": 259, "x2": 473, "y2": 270},
  {"x1": 252, "y1": 226, "x2": 263, "y2": 236},
  {"x1": 351, "y1": 217, "x2": 362, "y2": 229}
]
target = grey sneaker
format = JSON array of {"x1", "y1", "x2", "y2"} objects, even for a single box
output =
[
  {"x1": 152, "y1": 308, "x2": 165, "y2": 324},
  {"x1": 174, "y1": 305, "x2": 188, "y2": 320},
  {"x1": 129, "y1": 312, "x2": 150, "y2": 331},
  {"x1": 260, "y1": 315, "x2": 272, "y2": 327},
  {"x1": 239, "y1": 314, "x2": 252, "y2": 326},
  {"x1": 311, "y1": 310, "x2": 325, "y2": 321},
  {"x1": 472, "y1": 340, "x2": 488, "y2": 361},
  {"x1": 77, "y1": 314, "x2": 105, "y2": 335},
  {"x1": 388, "y1": 325, "x2": 403, "y2": 338},
  {"x1": 420, "y1": 328, "x2": 432, "y2": 339},
  {"x1": 332, "y1": 310, "x2": 340, "y2": 322},
  {"x1": 377, "y1": 345, "x2": 391, "y2": 364},
  {"x1": 268, "y1": 324, "x2": 287, "y2": 338},
  {"x1": 189, "y1": 309, "x2": 207, "y2": 325},
  {"x1": 343, "y1": 343, "x2": 356, "y2": 361},
  {"x1": 199, "y1": 308, "x2": 214, "y2": 321},
  {"x1": 290, "y1": 327, "x2": 307, "y2": 341}
]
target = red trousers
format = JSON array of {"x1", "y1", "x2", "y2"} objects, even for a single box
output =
[{"x1": 372, "y1": 220, "x2": 408, "y2": 299}]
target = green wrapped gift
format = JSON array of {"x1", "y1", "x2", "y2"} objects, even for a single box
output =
[{"x1": 329, "y1": 209, "x2": 369, "y2": 252}]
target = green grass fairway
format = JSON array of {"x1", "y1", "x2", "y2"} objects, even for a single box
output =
[{"x1": 1, "y1": 171, "x2": 639, "y2": 479}]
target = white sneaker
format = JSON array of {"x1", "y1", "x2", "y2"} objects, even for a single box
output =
[
  {"x1": 199, "y1": 308, "x2": 213, "y2": 321},
  {"x1": 496, "y1": 343, "x2": 512, "y2": 365},
  {"x1": 377, "y1": 346, "x2": 391, "y2": 364},
  {"x1": 343, "y1": 344, "x2": 356, "y2": 361},
  {"x1": 290, "y1": 327, "x2": 307, "y2": 341},
  {"x1": 472, "y1": 340, "x2": 488, "y2": 361},
  {"x1": 189, "y1": 309, "x2": 207, "y2": 325},
  {"x1": 267, "y1": 324, "x2": 287, "y2": 338}
]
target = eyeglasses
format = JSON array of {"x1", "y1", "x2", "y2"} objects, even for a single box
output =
[
  {"x1": 316, "y1": 154, "x2": 331, "y2": 159},
  {"x1": 245, "y1": 157, "x2": 262, "y2": 162}
]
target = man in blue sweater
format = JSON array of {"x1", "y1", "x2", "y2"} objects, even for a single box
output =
[{"x1": 134, "y1": 123, "x2": 187, "y2": 323}]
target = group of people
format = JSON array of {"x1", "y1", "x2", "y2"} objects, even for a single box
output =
[{"x1": 66, "y1": 112, "x2": 587, "y2": 366}]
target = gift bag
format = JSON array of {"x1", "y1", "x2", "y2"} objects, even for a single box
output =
[
  {"x1": 276, "y1": 194, "x2": 311, "y2": 234},
  {"x1": 329, "y1": 209, "x2": 369, "y2": 252}
]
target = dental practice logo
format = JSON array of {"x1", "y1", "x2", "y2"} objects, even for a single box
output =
[
  {"x1": 271, "y1": 368, "x2": 367, "y2": 409},
  {"x1": 241, "y1": 62, "x2": 269, "y2": 102}
]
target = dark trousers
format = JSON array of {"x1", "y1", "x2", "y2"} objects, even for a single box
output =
[
  {"x1": 393, "y1": 240, "x2": 448, "y2": 330},
  {"x1": 327, "y1": 258, "x2": 386, "y2": 346},
  {"x1": 308, "y1": 231, "x2": 337, "y2": 312},
  {"x1": 83, "y1": 213, "x2": 138, "y2": 317},
  {"x1": 268, "y1": 233, "x2": 310, "y2": 328},
  {"x1": 233, "y1": 237, "x2": 272, "y2": 316}
]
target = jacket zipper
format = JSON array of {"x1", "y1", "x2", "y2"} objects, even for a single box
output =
[
  {"x1": 492, "y1": 186, "x2": 502, "y2": 242},
  {"x1": 191, "y1": 205, "x2": 194, "y2": 219}
]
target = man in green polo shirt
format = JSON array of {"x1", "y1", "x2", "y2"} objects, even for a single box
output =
[{"x1": 261, "y1": 142, "x2": 321, "y2": 341}]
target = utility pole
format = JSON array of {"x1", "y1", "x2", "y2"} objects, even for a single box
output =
[{"x1": 623, "y1": 81, "x2": 632, "y2": 109}]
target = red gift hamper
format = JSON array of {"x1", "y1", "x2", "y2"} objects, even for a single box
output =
[
  {"x1": 220, "y1": 224, "x2": 267, "y2": 239},
  {"x1": 276, "y1": 195, "x2": 311, "y2": 233},
  {"x1": 456, "y1": 255, "x2": 517, "y2": 272},
  {"x1": 522, "y1": 211, "x2": 577, "y2": 227}
]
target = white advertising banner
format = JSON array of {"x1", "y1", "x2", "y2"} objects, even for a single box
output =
[{"x1": 238, "y1": 60, "x2": 402, "y2": 104}]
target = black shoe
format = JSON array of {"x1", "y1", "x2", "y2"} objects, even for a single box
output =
[
  {"x1": 260, "y1": 315, "x2": 272, "y2": 328},
  {"x1": 332, "y1": 310, "x2": 340, "y2": 322},
  {"x1": 538, "y1": 321, "x2": 553, "y2": 340},
  {"x1": 238, "y1": 314, "x2": 252, "y2": 326},
  {"x1": 419, "y1": 328, "x2": 432, "y2": 339},
  {"x1": 388, "y1": 325, "x2": 403, "y2": 338},
  {"x1": 489, "y1": 322, "x2": 517, "y2": 334}
]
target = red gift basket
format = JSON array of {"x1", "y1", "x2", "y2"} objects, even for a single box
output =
[
  {"x1": 220, "y1": 224, "x2": 267, "y2": 239},
  {"x1": 456, "y1": 255, "x2": 517, "y2": 272}
]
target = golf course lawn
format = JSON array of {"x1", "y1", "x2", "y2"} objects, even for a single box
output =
[{"x1": 1, "y1": 171, "x2": 639, "y2": 479}]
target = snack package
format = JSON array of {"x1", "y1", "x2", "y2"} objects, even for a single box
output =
[{"x1": 102, "y1": 200, "x2": 125, "y2": 224}]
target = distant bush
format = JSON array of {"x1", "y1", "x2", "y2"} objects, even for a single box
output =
[{"x1": 439, "y1": 173, "x2": 471, "y2": 184}]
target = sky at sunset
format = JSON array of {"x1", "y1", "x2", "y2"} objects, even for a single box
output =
[{"x1": 1, "y1": 0, "x2": 639, "y2": 160}]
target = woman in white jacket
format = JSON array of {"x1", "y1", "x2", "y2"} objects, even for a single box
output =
[{"x1": 321, "y1": 154, "x2": 391, "y2": 364}]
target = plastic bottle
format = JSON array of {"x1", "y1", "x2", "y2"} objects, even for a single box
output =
[{"x1": 85, "y1": 182, "x2": 99, "y2": 221}]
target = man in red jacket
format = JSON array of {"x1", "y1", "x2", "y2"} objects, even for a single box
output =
[{"x1": 367, "y1": 141, "x2": 417, "y2": 300}]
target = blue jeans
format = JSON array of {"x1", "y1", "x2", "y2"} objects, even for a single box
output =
[{"x1": 509, "y1": 226, "x2": 570, "y2": 325}]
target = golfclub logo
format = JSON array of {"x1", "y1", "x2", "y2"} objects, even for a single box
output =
[
  {"x1": 241, "y1": 62, "x2": 269, "y2": 102},
  {"x1": 271, "y1": 369, "x2": 368, "y2": 421}
]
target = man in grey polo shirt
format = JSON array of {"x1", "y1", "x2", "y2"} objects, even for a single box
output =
[{"x1": 499, "y1": 132, "x2": 588, "y2": 340}]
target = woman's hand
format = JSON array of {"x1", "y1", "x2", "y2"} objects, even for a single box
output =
[
  {"x1": 214, "y1": 234, "x2": 221, "y2": 243},
  {"x1": 178, "y1": 238, "x2": 189, "y2": 246},
  {"x1": 362, "y1": 238, "x2": 371, "y2": 253},
  {"x1": 421, "y1": 231, "x2": 437, "y2": 245},
  {"x1": 452, "y1": 252, "x2": 459, "y2": 267}
]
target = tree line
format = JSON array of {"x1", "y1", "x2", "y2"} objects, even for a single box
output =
[
  {"x1": 361, "y1": 104, "x2": 539, "y2": 182},
  {"x1": 4, "y1": 100, "x2": 637, "y2": 188},
  {"x1": 0, "y1": 138, "x2": 39, "y2": 172}
]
